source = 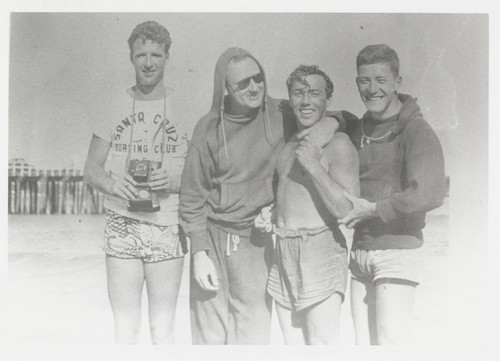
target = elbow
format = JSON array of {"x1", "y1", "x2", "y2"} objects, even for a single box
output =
[
  {"x1": 83, "y1": 159, "x2": 101, "y2": 188},
  {"x1": 427, "y1": 194, "x2": 445, "y2": 212},
  {"x1": 83, "y1": 162, "x2": 91, "y2": 183},
  {"x1": 425, "y1": 183, "x2": 447, "y2": 211}
]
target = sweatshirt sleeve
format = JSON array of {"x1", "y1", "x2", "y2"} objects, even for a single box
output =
[
  {"x1": 179, "y1": 135, "x2": 214, "y2": 255},
  {"x1": 327, "y1": 110, "x2": 359, "y2": 133},
  {"x1": 376, "y1": 119, "x2": 446, "y2": 223}
]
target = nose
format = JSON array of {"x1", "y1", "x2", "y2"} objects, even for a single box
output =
[
  {"x1": 367, "y1": 81, "x2": 378, "y2": 94},
  {"x1": 248, "y1": 79, "x2": 259, "y2": 92},
  {"x1": 144, "y1": 55, "x2": 153, "y2": 68},
  {"x1": 300, "y1": 92, "x2": 312, "y2": 104}
]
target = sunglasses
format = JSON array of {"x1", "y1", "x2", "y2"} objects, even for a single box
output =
[{"x1": 227, "y1": 73, "x2": 265, "y2": 91}]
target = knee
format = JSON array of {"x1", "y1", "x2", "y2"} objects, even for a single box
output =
[
  {"x1": 376, "y1": 333, "x2": 398, "y2": 345},
  {"x1": 114, "y1": 328, "x2": 141, "y2": 344},
  {"x1": 376, "y1": 326, "x2": 409, "y2": 345},
  {"x1": 306, "y1": 324, "x2": 338, "y2": 345},
  {"x1": 307, "y1": 330, "x2": 337, "y2": 345},
  {"x1": 150, "y1": 330, "x2": 174, "y2": 345},
  {"x1": 149, "y1": 318, "x2": 175, "y2": 345},
  {"x1": 113, "y1": 316, "x2": 141, "y2": 344}
]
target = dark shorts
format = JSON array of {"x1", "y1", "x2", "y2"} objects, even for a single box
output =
[
  {"x1": 267, "y1": 225, "x2": 348, "y2": 312},
  {"x1": 103, "y1": 210, "x2": 185, "y2": 263}
]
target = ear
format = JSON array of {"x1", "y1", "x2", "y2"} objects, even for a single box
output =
[
  {"x1": 395, "y1": 75, "x2": 402, "y2": 91},
  {"x1": 326, "y1": 97, "x2": 333, "y2": 108}
]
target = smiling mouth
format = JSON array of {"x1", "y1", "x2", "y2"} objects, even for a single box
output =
[
  {"x1": 365, "y1": 95, "x2": 384, "y2": 101},
  {"x1": 299, "y1": 109, "x2": 315, "y2": 116}
]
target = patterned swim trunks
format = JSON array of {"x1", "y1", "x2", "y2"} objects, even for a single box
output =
[{"x1": 103, "y1": 210, "x2": 185, "y2": 263}]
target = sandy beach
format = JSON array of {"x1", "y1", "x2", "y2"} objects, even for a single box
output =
[{"x1": 6, "y1": 199, "x2": 449, "y2": 350}]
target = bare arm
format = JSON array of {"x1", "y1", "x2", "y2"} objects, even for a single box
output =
[
  {"x1": 83, "y1": 134, "x2": 138, "y2": 200},
  {"x1": 296, "y1": 133, "x2": 360, "y2": 219}
]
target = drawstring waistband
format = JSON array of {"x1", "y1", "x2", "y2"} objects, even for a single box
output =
[{"x1": 272, "y1": 224, "x2": 333, "y2": 239}]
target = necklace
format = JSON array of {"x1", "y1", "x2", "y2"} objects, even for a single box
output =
[{"x1": 360, "y1": 118, "x2": 394, "y2": 148}]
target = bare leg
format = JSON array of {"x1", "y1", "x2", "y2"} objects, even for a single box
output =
[
  {"x1": 350, "y1": 278, "x2": 377, "y2": 345},
  {"x1": 275, "y1": 301, "x2": 305, "y2": 345},
  {"x1": 375, "y1": 278, "x2": 417, "y2": 345},
  {"x1": 106, "y1": 256, "x2": 145, "y2": 344},
  {"x1": 144, "y1": 257, "x2": 184, "y2": 344},
  {"x1": 304, "y1": 293, "x2": 342, "y2": 345}
]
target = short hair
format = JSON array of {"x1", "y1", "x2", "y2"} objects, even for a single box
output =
[
  {"x1": 128, "y1": 21, "x2": 172, "y2": 56},
  {"x1": 286, "y1": 64, "x2": 334, "y2": 98},
  {"x1": 356, "y1": 44, "x2": 400, "y2": 76}
]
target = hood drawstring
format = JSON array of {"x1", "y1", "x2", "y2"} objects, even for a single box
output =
[
  {"x1": 220, "y1": 109, "x2": 230, "y2": 158},
  {"x1": 263, "y1": 99, "x2": 275, "y2": 146}
]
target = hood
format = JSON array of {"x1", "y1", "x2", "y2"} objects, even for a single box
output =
[
  {"x1": 209, "y1": 47, "x2": 274, "y2": 157},
  {"x1": 391, "y1": 93, "x2": 423, "y2": 135}
]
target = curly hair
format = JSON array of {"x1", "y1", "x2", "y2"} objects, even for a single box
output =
[
  {"x1": 128, "y1": 21, "x2": 172, "y2": 56},
  {"x1": 286, "y1": 64, "x2": 334, "y2": 98},
  {"x1": 356, "y1": 44, "x2": 399, "y2": 76}
]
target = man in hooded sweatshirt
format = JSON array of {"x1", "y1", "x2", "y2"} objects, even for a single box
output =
[
  {"x1": 179, "y1": 47, "x2": 345, "y2": 344},
  {"x1": 338, "y1": 44, "x2": 446, "y2": 345}
]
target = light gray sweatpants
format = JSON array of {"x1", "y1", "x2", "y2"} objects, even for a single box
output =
[{"x1": 190, "y1": 221, "x2": 272, "y2": 345}]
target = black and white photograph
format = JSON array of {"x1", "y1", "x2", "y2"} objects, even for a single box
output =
[{"x1": 2, "y1": 1, "x2": 496, "y2": 360}]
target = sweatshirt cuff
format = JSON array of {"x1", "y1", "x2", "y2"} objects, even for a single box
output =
[
  {"x1": 376, "y1": 199, "x2": 398, "y2": 224},
  {"x1": 188, "y1": 230, "x2": 210, "y2": 255}
]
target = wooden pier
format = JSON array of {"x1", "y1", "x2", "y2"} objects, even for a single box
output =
[{"x1": 8, "y1": 174, "x2": 105, "y2": 215}]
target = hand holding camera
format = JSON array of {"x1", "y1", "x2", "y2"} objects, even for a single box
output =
[
  {"x1": 149, "y1": 167, "x2": 175, "y2": 192},
  {"x1": 110, "y1": 173, "x2": 139, "y2": 200},
  {"x1": 127, "y1": 159, "x2": 161, "y2": 212}
]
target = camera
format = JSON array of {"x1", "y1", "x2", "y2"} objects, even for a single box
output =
[{"x1": 127, "y1": 159, "x2": 160, "y2": 213}]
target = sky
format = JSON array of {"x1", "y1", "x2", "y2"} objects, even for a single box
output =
[{"x1": 8, "y1": 12, "x2": 487, "y2": 175}]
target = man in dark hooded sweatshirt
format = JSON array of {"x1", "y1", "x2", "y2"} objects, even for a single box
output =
[
  {"x1": 338, "y1": 44, "x2": 446, "y2": 345},
  {"x1": 180, "y1": 47, "x2": 344, "y2": 344}
]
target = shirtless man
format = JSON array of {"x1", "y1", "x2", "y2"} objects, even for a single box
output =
[{"x1": 259, "y1": 65, "x2": 359, "y2": 344}]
